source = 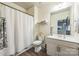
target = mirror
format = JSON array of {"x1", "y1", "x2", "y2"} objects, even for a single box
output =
[{"x1": 50, "y1": 7, "x2": 71, "y2": 35}]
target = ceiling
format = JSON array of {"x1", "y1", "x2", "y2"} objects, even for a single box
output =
[
  {"x1": 14, "y1": 2, "x2": 37, "y2": 10},
  {"x1": 14, "y1": 2, "x2": 61, "y2": 10}
]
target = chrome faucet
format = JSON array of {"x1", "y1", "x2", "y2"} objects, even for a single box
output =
[{"x1": 63, "y1": 23, "x2": 66, "y2": 38}]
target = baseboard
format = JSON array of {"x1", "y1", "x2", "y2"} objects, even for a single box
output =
[
  {"x1": 10, "y1": 54, "x2": 15, "y2": 56},
  {"x1": 9, "y1": 52, "x2": 16, "y2": 56},
  {"x1": 16, "y1": 45, "x2": 32, "y2": 56}
]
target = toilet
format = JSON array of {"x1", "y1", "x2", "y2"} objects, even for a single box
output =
[
  {"x1": 33, "y1": 32, "x2": 45, "y2": 52},
  {"x1": 33, "y1": 40, "x2": 42, "y2": 52}
]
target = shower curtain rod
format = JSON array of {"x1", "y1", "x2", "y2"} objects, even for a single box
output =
[{"x1": 0, "y1": 2, "x2": 33, "y2": 17}]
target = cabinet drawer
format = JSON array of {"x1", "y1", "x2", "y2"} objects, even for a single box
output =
[{"x1": 46, "y1": 39, "x2": 58, "y2": 44}]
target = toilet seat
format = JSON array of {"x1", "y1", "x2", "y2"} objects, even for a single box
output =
[{"x1": 33, "y1": 40, "x2": 42, "y2": 46}]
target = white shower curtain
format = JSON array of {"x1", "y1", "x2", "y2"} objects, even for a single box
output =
[
  {"x1": 15, "y1": 11, "x2": 34, "y2": 53},
  {"x1": 5, "y1": 6, "x2": 15, "y2": 55},
  {"x1": 0, "y1": 3, "x2": 34, "y2": 55},
  {"x1": 15, "y1": 11, "x2": 24, "y2": 52},
  {"x1": 23, "y1": 14, "x2": 34, "y2": 48},
  {"x1": 23, "y1": 13, "x2": 28, "y2": 48},
  {"x1": 0, "y1": 4, "x2": 15, "y2": 55},
  {"x1": 27, "y1": 15, "x2": 34, "y2": 47}
]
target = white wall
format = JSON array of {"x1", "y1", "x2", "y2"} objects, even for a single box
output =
[
  {"x1": 72, "y1": 3, "x2": 79, "y2": 37},
  {"x1": 34, "y1": 5, "x2": 51, "y2": 36},
  {"x1": 34, "y1": 5, "x2": 39, "y2": 39}
]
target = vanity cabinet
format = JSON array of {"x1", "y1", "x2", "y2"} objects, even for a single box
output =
[{"x1": 46, "y1": 38, "x2": 79, "y2": 56}]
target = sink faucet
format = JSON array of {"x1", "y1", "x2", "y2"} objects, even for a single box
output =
[{"x1": 63, "y1": 23, "x2": 66, "y2": 38}]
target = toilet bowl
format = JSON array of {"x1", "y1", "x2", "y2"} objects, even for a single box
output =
[{"x1": 33, "y1": 40, "x2": 42, "y2": 52}]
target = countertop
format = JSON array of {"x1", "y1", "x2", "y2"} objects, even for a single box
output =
[{"x1": 46, "y1": 34, "x2": 79, "y2": 44}]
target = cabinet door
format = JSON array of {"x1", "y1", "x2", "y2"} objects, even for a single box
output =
[
  {"x1": 46, "y1": 39, "x2": 58, "y2": 56},
  {"x1": 58, "y1": 40, "x2": 79, "y2": 56},
  {"x1": 59, "y1": 45, "x2": 78, "y2": 56}
]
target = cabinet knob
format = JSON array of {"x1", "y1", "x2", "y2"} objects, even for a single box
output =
[{"x1": 57, "y1": 46, "x2": 61, "y2": 52}]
